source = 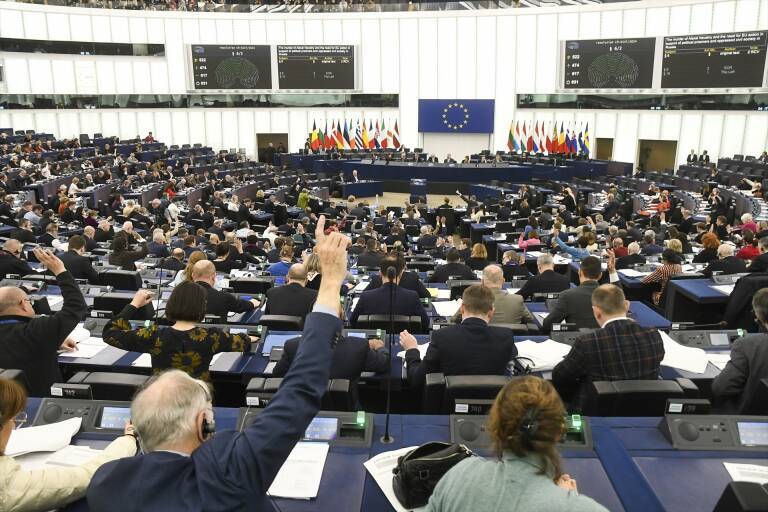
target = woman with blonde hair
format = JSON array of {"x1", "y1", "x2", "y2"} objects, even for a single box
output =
[
  {"x1": 170, "y1": 250, "x2": 208, "y2": 287},
  {"x1": 0, "y1": 378, "x2": 137, "y2": 511},
  {"x1": 426, "y1": 376, "x2": 607, "y2": 512},
  {"x1": 467, "y1": 243, "x2": 489, "y2": 271}
]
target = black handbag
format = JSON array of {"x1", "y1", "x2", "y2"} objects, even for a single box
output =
[{"x1": 392, "y1": 442, "x2": 474, "y2": 509}]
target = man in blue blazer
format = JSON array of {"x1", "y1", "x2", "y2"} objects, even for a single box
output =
[
  {"x1": 87, "y1": 216, "x2": 348, "y2": 512},
  {"x1": 349, "y1": 252, "x2": 430, "y2": 333}
]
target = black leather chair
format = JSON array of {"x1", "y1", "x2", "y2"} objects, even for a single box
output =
[
  {"x1": 449, "y1": 280, "x2": 480, "y2": 300},
  {"x1": 713, "y1": 481, "x2": 768, "y2": 512},
  {"x1": 258, "y1": 315, "x2": 303, "y2": 331},
  {"x1": 246, "y1": 377, "x2": 354, "y2": 411},
  {"x1": 583, "y1": 378, "x2": 699, "y2": 416},
  {"x1": 94, "y1": 292, "x2": 154, "y2": 319},
  {"x1": 353, "y1": 314, "x2": 424, "y2": 333},
  {"x1": 99, "y1": 270, "x2": 142, "y2": 291},
  {"x1": 406, "y1": 261, "x2": 435, "y2": 272},
  {"x1": 740, "y1": 378, "x2": 768, "y2": 415},
  {"x1": 230, "y1": 277, "x2": 275, "y2": 295},
  {"x1": 67, "y1": 371, "x2": 148, "y2": 401},
  {"x1": 424, "y1": 373, "x2": 509, "y2": 414}
]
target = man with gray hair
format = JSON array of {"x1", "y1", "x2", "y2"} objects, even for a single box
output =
[
  {"x1": 481, "y1": 264, "x2": 534, "y2": 325},
  {"x1": 87, "y1": 216, "x2": 349, "y2": 510},
  {"x1": 516, "y1": 253, "x2": 570, "y2": 300},
  {"x1": 711, "y1": 288, "x2": 768, "y2": 413},
  {"x1": 703, "y1": 243, "x2": 747, "y2": 277},
  {"x1": 616, "y1": 241, "x2": 646, "y2": 270}
]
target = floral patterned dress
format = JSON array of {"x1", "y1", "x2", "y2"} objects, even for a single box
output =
[{"x1": 103, "y1": 314, "x2": 248, "y2": 382}]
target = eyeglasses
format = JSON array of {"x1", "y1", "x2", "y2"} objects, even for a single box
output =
[{"x1": 12, "y1": 411, "x2": 27, "y2": 430}]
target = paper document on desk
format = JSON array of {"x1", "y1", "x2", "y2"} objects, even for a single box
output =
[
  {"x1": 351, "y1": 298, "x2": 360, "y2": 311},
  {"x1": 433, "y1": 299, "x2": 462, "y2": 318},
  {"x1": 58, "y1": 343, "x2": 107, "y2": 359},
  {"x1": 68, "y1": 324, "x2": 92, "y2": 343},
  {"x1": 724, "y1": 462, "x2": 768, "y2": 484},
  {"x1": 526, "y1": 251, "x2": 544, "y2": 258},
  {"x1": 659, "y1": 331, "x2": 710, "y2": 374},
  {"x1": 131, "y1": 353, "x2": 152, "y2": 368},
  {"x1": 79, "y1": 337, "x2": 107, "y2": 347},
  {"x1": 553, "y1": 256, "x2": 571, "y2": 265},
  {"x1": 505, "y1": 288, "x2": 521, "y2": 295},
  {"x1": 268, "y1": 442, "x2": 329, "y2": 499},
  {"x1": 364, "y1": 446, "x2": 425, "y2": 512},
  {"x1": 397, "y1": 342, "x2": 430, "y2": 360},
  {"x1": 514, "y1": 339, "x2": 572, "y2": 371},
  {"x1": 707, "y1": 353, "x2": 732, "y2": 370},
  {"x1": 7, "y1": 417, "x2": 82, "y2": 457},
  {"x1": 352, "y1": 281, "x2": 370, "y2": 293},
  {"x1": 533, "y1": 312, "x2": 549, "y2": 324},
  {"x1": 711, "y1": 284, "x2": 735, "y2": 296},
  {"x1": 47, "y1": 296, "x2": 64, "y2": 309}
]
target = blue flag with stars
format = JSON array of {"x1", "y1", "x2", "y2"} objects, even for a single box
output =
[{"x1": 418, "y1": 99, "x2": 495, "y2": 134}]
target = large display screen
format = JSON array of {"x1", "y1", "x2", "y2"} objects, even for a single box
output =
[
  {"x1": 190, "y1": 45, "x2": 272, "y2": 90},
  {"x1": 737, "y1": 422, "x2": 768, "y2": 446},
  {"x1": 662, "y1": 31, "x2": 768, "y2": 88},
  {"x1": 99, "y1": 406, "x2": 132, "y2": 429},
  {"x1": 563, "y1": 38, "x2": 656, "y2": 89},
  {"x1": 277, "y1": 45, "x2": 355, "y2": 89}
]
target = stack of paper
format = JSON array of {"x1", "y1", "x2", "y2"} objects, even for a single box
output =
[
  {"x1": 397, "y1": 342, "x2": 430, "y2": 360},
  {"x1": 352, "y1": 281, "x2": 370, "y2": 293},
  {"x1": 433, "y1": 300, "x2": 462, "y2": 318},
  {"x1": 659, "y1": 331, "x2": 710, "y2": 374},
  {"x1": 711, "y1": 284, "x2": 735, "y2": 296},
  {"x1": 364, "y1": 447, "x2": 424, "y2": 512},
  {"x1": 58, "y1": 343, "x2": 107, "y2": 359},
  {"x1": 724, "y1": 462, "x2": 768, "y2": 484},
  {"x1": 268, "y1": 442, "x2": 330, "y2": 499},
  {"x1": 68, "y1": 324, "x2": 92, "y2": 342},
  {"x1": 514, "y1": 339, "x2": 572, "y2": 371},
  {"x1": 7, "y1": 417, "x2": 82, "y2": 457},
  {"x1": 619, "y1": 269, "x2": 652, "y2": 278},
  {"x1": 707, "y1": 353, "x2": 732, "y2": 370},
  {"x1": 526, "y1": 251, "x2": 544, "y2": 258},
  {"x1": 553, "y1": 256, "x2": 571, "y2": 265}
]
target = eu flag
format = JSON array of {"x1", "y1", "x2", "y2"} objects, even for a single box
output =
[{"x1": 418, "y1": 99, "x2": 495, "y2": 134}]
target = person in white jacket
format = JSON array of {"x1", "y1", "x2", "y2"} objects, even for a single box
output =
[{"x1": 0, "y1": 378, "x2": 137, "y2": 512}]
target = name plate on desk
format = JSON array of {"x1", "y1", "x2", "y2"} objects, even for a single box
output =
[
  {"x1": 32, "y1": 397, "x2": 131, "y2": 434},
  {"x1": 451, "y1": 414, "x2": 592, "y2": 451},
  {"x1": 237, "y1": 409, "x2": 373, "y2": 447},
  {"x1": 659, "y1": 415, "x2": 768, "y2": 451}
]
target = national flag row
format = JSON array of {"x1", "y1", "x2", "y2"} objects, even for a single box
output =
[
  {"x1": 507, "y1": 120, "x2": 591, "y2": 156},
  {"x1": 309, "y1": 118, "x2": 401, "y2": 152}
]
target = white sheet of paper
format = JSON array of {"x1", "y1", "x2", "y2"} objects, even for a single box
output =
[
  {"x1": 47, "y1": 296, "x2": 64, "y2": 309},
  {"x1": 659, "y1": 331, "x2": 710, "y2": 374},
  {"x1": 514, "y1": 339, "x2": 573, "y2": 371},
  {"x1": 79, "y1": 337, "x2": 107, "y2": 347},
  {"x1": 45, "y1": 445, "x2": 105, "y2": 467},
  {"x1": 534, "y1": 312, "x2": 549, "y2": 323},
  {"x1": 7, "y1": 417, "x2": 82, "y2": 457},
  {"x1": 364, "y1": 446, "x2": 426, "y2": 512},
  {"x1": 67, "y1": 324, "x2": 92, "y2": 343},
  {"x1": 352, "y1": 281, "x2": 370, "y2": 293},
  {"x1": 526, "y1": 251, "x2": 544, "y2": 258},
  {"x1": 505, "y1": 288, "x2": 521, "y2": 295},
  {"x1": 397, "y1": 342, "x2": 430, "y2": 360},
  {"x1": 711, "y1": 284, "x2": 736, "y2": 296},
  {"x1": 724, "y1": 462, "x2": 768, "y2": 484},
  {"x1": 58, "y1": 343, "x2": 107, "y2": 359},
  {"x1": 618, "y1": 269, "x2": 651, "y2": 278},
  {"x1": 553, "y1": 256, "x2": 571, "y2": 265},
  {"x1": 267, "y1": 442, "x2": 329, "y2": 499},
  {"x1": 433, "y1": 299, "x2": 462, "y2": 318},
  {"x1": 707, "y1": 353, "x2": 732, "y2": 370},
  {"x1": 436, "y1": 289, "x2": 451, "y2": 299},
  {"x1": 351, "y1": 297, "x2": 360, "y2": 311},
  {"x1": 131, "y1": 353, "x2": 152, "y2": 368}
]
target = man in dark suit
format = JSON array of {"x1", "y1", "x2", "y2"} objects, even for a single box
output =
[
  {"x1": 0, "y1": 239, "x2": 36, "y2": 280},
  {"x1": 428, "y1": 249, "x2": 475, "y2": 283},
  {"x1": 94, "y1": 220, "x2": 114, "y2": 243},
  {"x1": 699, "y1": 150, "x2": 710, "y2": 164},
  {"x1": 349, "y1": 202, "x2": 368, "y2": 220},
  {"x1": 703, "y1": 244, "x2": 747, "y2": 277},
  {"x1": 416, "y1": 225, "x2": 438, "y2": 251},
  {"x1": 367, "y1": 269, "x2": 430, "y2": 299},
  {"x1": 686, "y1": 149, "x2": 698, "y2": 164},
  {"x1": 264, "y1": 264, "x2": 317, "y2": 318},
  {"x1": 712, "y1": 288, "x2": 768, "y2": 413},
  {"x1": 400, "y1": 284, "x2": 517, "y2": 386},
  {"x1": 82, "y1": 226, "x2": 99, "y2": 252},
  {"x1": 350, "y1": 253, "x2": 430, "y2": 332},
  {"x1": 678, "y1": 209, "x2": 695, "y2": 234},
  {"x1": 356, "y1": 239, "x2": 384, "y2": 268},
  {"x1": 516, "y1": 253, "x2": 570, "y2": 300},
  {"x1": 748, "y1": 237, "x2": 768, "y2": 272},
  {"x1": 9, "y1": 219, "x2": 35, "y2": 244},
  {"x1": 161, "y1": 248, "x2": 186, "y2": 272},
  {"x1": 616, "y1": 242, "x2": 646, "y2": 270},
  {"x1": 88, "y1": 219, "x2": 348, "y2": 511},
  {"x1": 59, "y1": 235, "x2": 100, "y2": 284},
  {"x1": 192, "y1": 260, "x2": 260, "y2": 316},
  {"x1": 552, "y1": 284, "x2": 664, "y2": 407},
  {"x1": 0, "y1": 248, "x2": 85, "y2": 397},
  {"x1": 542, "y1": 256, "x2": 602, "y2": 332}
]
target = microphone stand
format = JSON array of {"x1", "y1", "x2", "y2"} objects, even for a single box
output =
[{"x1": 381, "y1": 266, "x2": 397, "y2": 444}]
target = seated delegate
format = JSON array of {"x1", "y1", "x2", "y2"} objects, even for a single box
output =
[
  {"x1": 425, "y1": 376, "x2": 607, "y2": 512},
  {"x1": 102, "y1": 281, "x2": 250, "y2": 382}
]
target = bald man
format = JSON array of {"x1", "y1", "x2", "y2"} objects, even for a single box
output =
[
  {"x1": 481, "y1": 264, "x2": 534, "y2": 325},
  {"x1": 0, "y1": 239, "x2": 36, "y2": 280},
  {"x1": 0, "y1": 248, "x2": 87, "y2": 396},
  {"x1": 192, "y1": 260, "x2": 259, "y2": 316},
  {"x1": 264, "y1": 263, "x2": 318, "y2": 318}
]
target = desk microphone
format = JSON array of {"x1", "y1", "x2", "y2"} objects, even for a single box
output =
[{"x1": 381, "y1": 266, "x2": 397, "y2": 444}]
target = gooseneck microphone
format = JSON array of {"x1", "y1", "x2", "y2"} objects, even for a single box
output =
[{"x1": 381, "y1": 265, "x2": 397, "y2": 444}]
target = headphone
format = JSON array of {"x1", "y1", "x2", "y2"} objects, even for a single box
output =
[{"x1": 197, "y1": 381, "x2": 216, "y2": 440}]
